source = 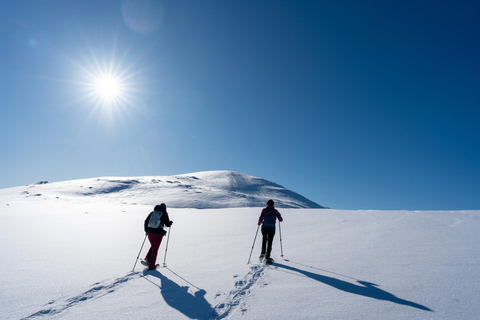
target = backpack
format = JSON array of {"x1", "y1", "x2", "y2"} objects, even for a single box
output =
[
  {"x1": 263, "y1": 209, "x2": 277, "y2": 227},
  {"x1": 148, "y1": 211, "x2": 163, "y2": 229}
]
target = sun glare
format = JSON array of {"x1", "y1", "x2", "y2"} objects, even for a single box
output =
[
  {"x1": 72, "y1": 48, "x2": 145, "y2": 121},
  {"x1": 94, "y1": 75, "x2": 122, "y2": 100},
  {"x1": 62, "y1": 41, "x2": 151, "y2": 129}
]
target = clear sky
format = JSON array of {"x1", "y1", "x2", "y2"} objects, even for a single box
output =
[{"x1": 1, "y1": 0, "x2": 479, "y2": 210}]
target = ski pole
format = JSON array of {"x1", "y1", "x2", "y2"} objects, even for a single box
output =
[
  {"x1": 247, "y1": 225, "x2": 260, "y2": 264},
  {"x1": 278, "y1": 222, "x2": 284, "y2": 258},
  {"x1": 162, "y1": 226, "x2": 172, "y2": 267},
  {"x1": 132, "y1": 234, "x2": 148, "y2": 272}
]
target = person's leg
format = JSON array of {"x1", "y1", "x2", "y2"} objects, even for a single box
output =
[
  {"x1": 261, "y1": 229, "x2": 268, "y2": 256},
  {"x1": 266, "y1": 229, "x2": 276, "y2": 258},
  {"x1": 148, "y1": 233, "x2": 164, "y2": 269},
  {"x1": 145, "y1": 234, "x2": 154, "y2": 262}
]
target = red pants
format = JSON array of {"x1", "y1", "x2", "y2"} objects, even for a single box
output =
[{"x1": 145, "y1": 233, "x2": 164, "y2": 269}]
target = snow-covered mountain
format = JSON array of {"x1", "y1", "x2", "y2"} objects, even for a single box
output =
[{"x1": 2, "y1": 170, "x2": 326, "y2": 209}]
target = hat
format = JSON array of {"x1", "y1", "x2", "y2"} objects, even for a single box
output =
[
  {"x1": 266, "y1": 199, "x2": 274, "y2": 206},
  {"x1": 154, "y1": 203, "x2": 167, "y2": 212}
]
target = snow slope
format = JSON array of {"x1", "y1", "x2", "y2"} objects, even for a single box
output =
[
  {"x1": 0, "y1": 171, "x2": 326, "y2": 209},
  {"x1": 1, "y1": 176, "x2": 479, "y2": 319}
]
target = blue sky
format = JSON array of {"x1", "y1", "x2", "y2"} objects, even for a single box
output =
[{"x1": 1, "y1": 0, "x2": 479, "y2": 210}]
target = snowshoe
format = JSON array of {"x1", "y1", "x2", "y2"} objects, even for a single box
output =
[
  {"x1": 145, "y1": 264, "x2": 160, "y2": 271},
  {"x1": 259, "y1": 254, "x2": 266, "y2": 263},
  {"x1": 140, "y1": 259, "x2": 149, "y2": 266},
  {"x1": 265, "y1": 257, "x2": 274, "y2": 265}
]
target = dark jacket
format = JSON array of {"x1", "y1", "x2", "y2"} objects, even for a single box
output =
[
  {"x1": 258, "y1": 204, "x2": 283, "y2": 230},
  {"x1": 144, "y1": 210, "x2": 172, "y2": 236}
]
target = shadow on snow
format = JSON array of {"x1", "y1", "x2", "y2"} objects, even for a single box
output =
[
  {"x1": 142, "y1": 269, "x2": 218, "y2": 320},
  {"x1": 274, "y1": 261, "x2": 433, "y2": 312}
]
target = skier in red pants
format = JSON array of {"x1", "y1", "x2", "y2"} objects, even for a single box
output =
[{"x1": 142, "y1": 204, "x2": 173, "y2": 270}]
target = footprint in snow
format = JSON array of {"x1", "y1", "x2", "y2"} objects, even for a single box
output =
[{"x1": 210, "y1": 265, "x2": 267, "y2": 320}]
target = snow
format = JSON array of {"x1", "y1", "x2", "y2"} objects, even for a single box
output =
[
  {"x1": 1, "y1": 172, "x2": 479, "y2": 319},
  {"x1": 4, "y1": 171, "x2": 325, "y2": 209}
]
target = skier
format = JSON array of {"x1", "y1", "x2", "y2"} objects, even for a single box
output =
[
  {"x1": 142, "y1": 203, "x2": 173, "y2": 270},
  {"x1": 258, "y1": 199, "x2": 283, "y2": 264}
]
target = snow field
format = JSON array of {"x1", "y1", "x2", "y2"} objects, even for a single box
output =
[{"x1": 1, "y1": 196, "x2": 479, "y2": 319}]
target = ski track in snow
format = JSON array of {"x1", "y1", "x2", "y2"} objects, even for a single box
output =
[
  {"x1": 22, "y1": 265, "x2": 267, "y2": 320},
  {"x1": 22, "y1": 265, "x2": 268, "y2": 320},
  {"x1": 210, "y1": 264, "x2": 267, "y2": 319},
  {"x1": 23, "y1": 273, "x2": 139, "y2": 319}
]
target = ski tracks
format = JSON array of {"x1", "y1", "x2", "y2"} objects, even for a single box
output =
[
  {"x1": 23, "y1": 265, "x2": 269, "y2": 320},
  {"x1": 23, "y1": 272, "x2": 140, "y2": 319},
  {"x1": 210, "y1": 264, "x2": 268, "y2": 319}
]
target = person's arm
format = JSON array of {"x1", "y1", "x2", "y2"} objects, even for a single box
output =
[
  {"x1": 276, "y1": 211, "x2": 283, "y2": 222},
  {"x1": 144, "y1": 213, "x2": 151, "y2": 233},
  {"x1": 162, "y1": 212, "x2": 173, "y2": 227},
  {"x1": 258, "y1": 209, "x2": 265, "y2": 225}
]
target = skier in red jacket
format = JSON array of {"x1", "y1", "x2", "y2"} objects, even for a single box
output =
[{"x1": 258, "y1": 200, "x2": 283, "y2": 263}]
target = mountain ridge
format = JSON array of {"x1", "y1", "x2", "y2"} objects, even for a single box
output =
[{"x1": 2, "y1": 170, "x2": 327, "y2": 209}]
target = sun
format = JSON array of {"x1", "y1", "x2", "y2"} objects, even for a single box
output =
[
  {"x1": 93, "y1": 75, "x2": 122, "y2": 101},
  {"x1": 60, "y1": 40, "x2": 152, "y2": 129},
  {"x1": 71, "y1": 48, "x2": 145, "y2": 121},
  {"x1": 87, "y1": 66, "x2": 130, "y2": 109}
]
